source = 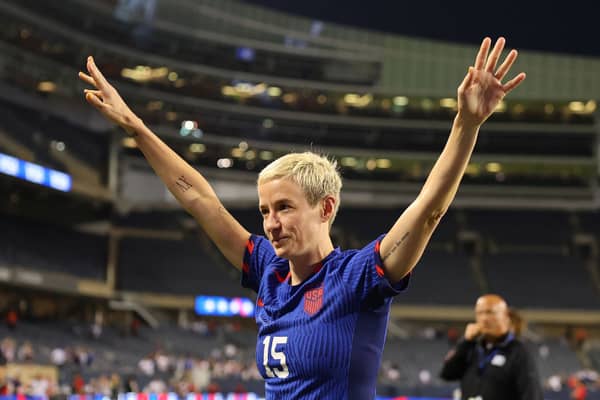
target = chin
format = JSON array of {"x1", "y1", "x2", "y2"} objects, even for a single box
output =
[
  {"x1": 483, "y1": 331, "x2": 501, "y2": 339},
  {"x1": 274, "y1": 248, "x2": 286, "y2": 257},
  {"x1": 272, "y1": 245, "x2": 289, "y2": 258}
]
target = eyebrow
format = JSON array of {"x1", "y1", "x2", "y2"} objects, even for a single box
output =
[
  {"x1": 276, "y1": 198, "x2": 292, "y2": 203},
  {"x1": 259, "y1": 198, "x2": 293, "y2": 210}
]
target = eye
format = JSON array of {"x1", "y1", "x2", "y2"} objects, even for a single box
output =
[
  {"x1": 259, "y1": 208, "x2": 269, "y2": 216},
  {"x1": 278, "y1": 203, "x2": 291, "y2": 211}
]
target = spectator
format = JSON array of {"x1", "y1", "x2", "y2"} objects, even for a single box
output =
[
  {"x1": 50, "y1": 347, "x2": 67, "y2": 366},
  {"x1": 5, "y1": 310, "x2": 17, "y2": 331},
  {"x1": 569, "y1": 376, "x2": 587, "y2": 400},
  {"x1": 17, "y1": 341, "x2": 34, "y2": 362},
  {"x1": 72, "y1": 373, "x2": 84, "y2": 395},
  {"x1": 440, "y1": 294, "x2": 543, "y2": 400}
]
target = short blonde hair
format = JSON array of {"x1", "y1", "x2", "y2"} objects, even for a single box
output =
[{"x1": 258, "y1": 152, "x2": 342, "y2": 227}]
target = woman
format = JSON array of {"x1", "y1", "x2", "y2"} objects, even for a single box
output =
[{"x1": 80, "y1": 37, "x2": 525, "y2": 399}]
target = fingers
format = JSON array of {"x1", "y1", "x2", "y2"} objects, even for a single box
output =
[
  {"x1": 85, "y1": 91, "x2": 105, "y2": 109},
  {"x1": 86, "y1": 56, "x2": 110, "y2": 91},
  {"x1": 475, "y1": 37, "x2": 524, "y2": 91},
  {"x1": 84, "y1": 89, "x2": 102, "y2": 98},
  {"x1": 465, "y1": 323, "x2": 481, "y2": 340},
  {"x1": 474, "y1": 37, "x2": 491, "y2": 70},
  {"x1": 458, "y1": 67, "x2": 474, "y2": 93},
  {"x1": 78, "y1": 71, "x2": 96, "y2": 87},
  {"x1": 502, "y1": 72, "x2": 526, "y2": 93},
  {"x1": 495, "y1": 49, "x2": 518, "y2": 81},
  {"x1": 485, "y1": 37, "x2": 505, "y2": 73}
]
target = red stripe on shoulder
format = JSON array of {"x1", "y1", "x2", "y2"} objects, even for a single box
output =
[
  {"x1": 257, "y1": 298, "x2": 264, "y2": 307},
  {"x1": 246, "y1": 239, "x2": 255, "y2": 255},
  {"x1": 242, "y1": 262, "x2": 249, "y2": 273},
  {"x1": 375, "y1": 264, "x2": 385, "y2": 277},
  {"x1": 375, "y1": 240, "x2": 381, "y2": 253},
  {"x1": 275, "y1": 270, "x2": 288, "y2": 283}
]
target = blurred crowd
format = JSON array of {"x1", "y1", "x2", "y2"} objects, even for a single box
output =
[{"x1": 1, "y1": 308, "x2": 599, "y2": 399}]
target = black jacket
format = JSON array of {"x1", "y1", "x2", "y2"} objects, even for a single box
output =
[{"x1": 440, "y1": 334, "x2": 543, "y2": 400}]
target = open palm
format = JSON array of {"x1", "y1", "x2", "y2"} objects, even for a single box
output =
[{"x1": 458, "y1": 37, "x2": 526, "y2": 126}]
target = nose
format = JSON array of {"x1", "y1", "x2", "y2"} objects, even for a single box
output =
[{"x1": 264, "y1": 212, "x2": 281, "y2": 234}]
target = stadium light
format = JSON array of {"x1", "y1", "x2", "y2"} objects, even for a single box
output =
[{"x1": 0, "y1": 152, "x2": 72, "y2": 192}]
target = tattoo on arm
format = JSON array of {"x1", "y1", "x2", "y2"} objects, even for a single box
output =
[
  {"x1": 174, "y1": 175, "x2": 193, "y2": 192},
  {"x1": 382, "y1": 231, "x2": 410, "y2": 261}
]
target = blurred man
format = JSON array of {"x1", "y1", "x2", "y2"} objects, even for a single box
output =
[{"x1": 440, "y1": 294, "x2": 542, "y2": 400}]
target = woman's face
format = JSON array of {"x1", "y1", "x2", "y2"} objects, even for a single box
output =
[{"x1": 258, "y1": 178, "x2": 324, "y2": 259}]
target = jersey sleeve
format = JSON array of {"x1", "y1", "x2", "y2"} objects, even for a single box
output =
[
  {"x1": 343, "y1": 234, "x2": 410, "y2": 306},
  {"x1": 241, "y1": 234, "x2": 277, "y2": 293}
]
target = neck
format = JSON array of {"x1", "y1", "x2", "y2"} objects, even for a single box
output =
[{"x1": 288, "y1": 237, "x2": 334, "y2": 285}]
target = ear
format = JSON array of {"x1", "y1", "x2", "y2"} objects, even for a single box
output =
[{"x1": 321, "y1": 195, "x2": 336, "y2": 223}]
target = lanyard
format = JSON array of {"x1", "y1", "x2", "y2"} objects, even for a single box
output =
[{"x1": 476, "y1": 332, "x2": 514, "y2": 373}]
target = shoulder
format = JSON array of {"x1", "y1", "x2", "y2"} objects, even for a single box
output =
[
  {"x1": 247, "y1": 234, "x2": 269, "y2": 250},
  {"x1": 506, "y1": 337, "x2": 524, "y2": 348},
  {"x1": 323, "y1": 248, "x2": 359, "y2": 269},
  {"x1": 324, "y1": 237, "x2": 385, "y2": 276},
  {"x1": 508, "y1": 339, "x2": 537, "y2": 360},
  {"x1": 338, "y1": 235, "x2": 386, "y2": 261},
  {"x1": 261, "y1": 256, "x2": 289, "y2": 273},
  {"x1": 510, "y1": 338, "x2": 531, "y2": 349}
]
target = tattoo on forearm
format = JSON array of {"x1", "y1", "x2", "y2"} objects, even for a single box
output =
[
  {"x1": 382, "y1": 231, "x2": 410, "y2": 261},
  {"x1": 174, "y1": 175, "x2": 193, "y2": 192}
]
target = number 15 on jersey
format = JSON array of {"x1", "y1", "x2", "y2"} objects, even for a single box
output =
[{"x1": 262, "y1": 335, "x2": 289, "y2": 378}]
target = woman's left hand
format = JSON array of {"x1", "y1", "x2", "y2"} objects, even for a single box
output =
[{"x1": 457, "y1": 37, "x2": 526, "y2": 127}]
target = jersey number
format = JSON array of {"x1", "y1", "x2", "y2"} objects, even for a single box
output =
[{"x1": 262, "y1": 336, "x2": 289, "y2": 378}]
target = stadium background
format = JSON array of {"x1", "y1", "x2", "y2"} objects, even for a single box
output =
[{"x1": 0, "y1": 0, "x2": 599, "y2": 399}]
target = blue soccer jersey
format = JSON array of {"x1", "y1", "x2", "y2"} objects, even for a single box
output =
[{"x1": 241, "y1": 234, "x2": 409, "y2": 400}]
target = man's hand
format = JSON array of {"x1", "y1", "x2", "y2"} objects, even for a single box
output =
[{"x1": 464, "y1": 323, "x2": 481, "y2": 341}]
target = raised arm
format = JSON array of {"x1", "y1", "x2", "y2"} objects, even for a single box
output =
[
  {"x1": 380, "y1": 37, "x2": 526, "y2": 282},
  {"x1": 79, "y1": 56, "x2": 250, "y2": 270}
]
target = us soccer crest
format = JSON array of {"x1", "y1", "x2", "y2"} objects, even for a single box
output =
[{"x1": 304, "y1": 286, "x2": 323, "y2": 315}]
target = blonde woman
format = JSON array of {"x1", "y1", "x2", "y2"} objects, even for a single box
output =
[{"x1": 80, "y1": 37, "x2": 525, "y2": 399}]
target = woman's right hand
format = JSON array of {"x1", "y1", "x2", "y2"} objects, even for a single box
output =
[{"x1": 79, "y1": 56, "x2": 142, "y2": 136}]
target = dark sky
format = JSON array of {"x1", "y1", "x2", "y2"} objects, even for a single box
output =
[{"x1": 242, "y1": 1, "x2": 599, "y2": 57}]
